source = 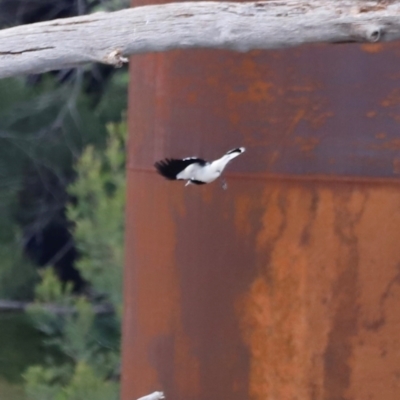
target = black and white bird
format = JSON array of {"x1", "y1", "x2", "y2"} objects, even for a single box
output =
[{"x1": 154, "y1": 147, "x2": 245, "y2": 187}]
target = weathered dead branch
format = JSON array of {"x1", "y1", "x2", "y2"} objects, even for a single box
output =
[{"x1": 0, "y1": 1, "x2": 399, "y2": 78}]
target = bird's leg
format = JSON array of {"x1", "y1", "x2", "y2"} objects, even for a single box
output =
[
  {"x1": 221, "y1": 178, "x2": 228, "y2": 190},
  {"x1": 185, "y1": 180, "x2": 192, "y2": 187}
]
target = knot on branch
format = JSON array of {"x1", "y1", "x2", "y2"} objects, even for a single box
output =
[
  {"x1": 366, "y1": 26, "x2": 382, "y2": 42},
  {"x1": 353, "y1": 24, "x2": 383, "y2": 43},
  {"x1": 104, "y1": 49, "x2": 129, "y2": 68}
]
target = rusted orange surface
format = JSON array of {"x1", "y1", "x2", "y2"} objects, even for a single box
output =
[
  {"x1": 122, "y1": 20, "x2": 400, "y2": 400},
  {"x1": 235, "y1": 181, "x2": 400, "y2": 400}
]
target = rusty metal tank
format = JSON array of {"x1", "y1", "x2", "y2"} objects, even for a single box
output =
[{"x1": 121, "y1": 7, "x2": 400, "y2": 398}]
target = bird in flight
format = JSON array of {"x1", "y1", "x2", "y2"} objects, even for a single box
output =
[{"x1": 154, "y1": 147, "x2": 245, "y2": 188}]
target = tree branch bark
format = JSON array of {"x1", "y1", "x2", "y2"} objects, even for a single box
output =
[
  {"x1": 0, "y1": 299, "x2": 114, "y2": 315},
  {"x1": 0, "y1": 0, "x2": 399, "y2": 78}
]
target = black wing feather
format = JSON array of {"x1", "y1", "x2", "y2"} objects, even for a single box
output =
[{"x1": 154, "y1": 158, "x2": 206, "y2": 180}]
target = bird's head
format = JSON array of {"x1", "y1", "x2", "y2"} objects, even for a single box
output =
[{"x1": 226, "y1": 147, "x2": 245, "y2": 155}]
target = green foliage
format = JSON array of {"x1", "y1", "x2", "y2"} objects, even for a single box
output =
[
  {"x1": 25, "y1": 362, "x2": 119, "y2": 400},
  {"x1": 0, "y1": 378, "x2": 26, "y2": 400},
  {"x1": 0, "y1": 5, "x2": 129, "y2": 399},
  {"x1": 24, "y1": 366, "x2": 63, "y2": 400},
  {"x1": 24, "y1": 121, "x2": 126, "y2": 400},
  {"x1": 0, "y1": 313, "x2": 47, "y2": 384},
  {"x1": 67, "y1": 121, "x2": 126, "y2": 312},
  {"x1": 0, "y1": 67, "x2": 128, "y2": 301},
  {"x1": 0, "y1": 238, "x2": 37, "y2": 300},
  {"x1": 61, "y1": 361, "x2": 118, "y2": 400},
  {"x1": 27, "y1": 269, "x2": 74, "y2": 337},
  {"x1": 34, "y1": 269, "x2": 74, "y2": 304}
]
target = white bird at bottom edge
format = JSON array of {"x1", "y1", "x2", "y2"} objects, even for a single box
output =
[
  {"x1": 136, "y1": 391, "x2": 165, "y2": 400},
  {"x1": 154, "y1": 147, "x2": 245, "y2": 188}
]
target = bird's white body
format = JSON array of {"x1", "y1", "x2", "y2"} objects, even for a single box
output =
[
  {"x1": 155, "y1": 147, "x2": 245, "y2": 187},
  {"x1": 176, "y1": 150, "x2": 243, "y2": 185}
]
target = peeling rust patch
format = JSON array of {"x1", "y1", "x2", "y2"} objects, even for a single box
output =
[
  {"x1": 361, "y1": 43, "x2": 385, "y2": 53},
  {"x1": 363, "y1": 264, "x2": 400, "y2": 331},
  {"x1": 123, "y1": 36, "x2": 400, "y2": 400}
]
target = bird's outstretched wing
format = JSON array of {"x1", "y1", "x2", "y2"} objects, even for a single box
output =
[{"x1": 154, "y1": 157, "x2": 206, "y2": 180}]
